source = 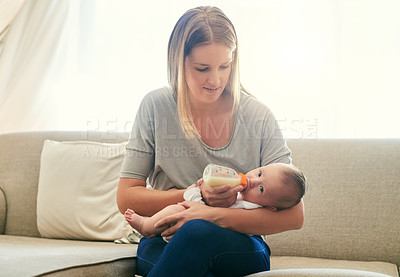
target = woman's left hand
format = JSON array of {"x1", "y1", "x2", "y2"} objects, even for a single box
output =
[{"x1": 153, "y1": 201, "x2": 213, "y2": 240}]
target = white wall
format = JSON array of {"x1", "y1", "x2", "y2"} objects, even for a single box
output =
[{"x1": 43, "y1": 0, "x2": 400, "y2": 138}]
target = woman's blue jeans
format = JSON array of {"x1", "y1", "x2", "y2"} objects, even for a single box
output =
[{"x1": 136, "y1": 219, "x2": 271, "y2": 277}]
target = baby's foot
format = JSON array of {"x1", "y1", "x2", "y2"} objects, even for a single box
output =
[{"x1": 124, "y1": 209, "x2": 146, "y2": 236}]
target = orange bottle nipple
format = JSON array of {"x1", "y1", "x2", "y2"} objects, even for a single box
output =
[{"x1": 238, "y1": 173, "x2": 247, "y2": 189}]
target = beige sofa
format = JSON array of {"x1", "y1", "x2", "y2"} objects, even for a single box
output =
[{"x1": 0, "y1": 131, "x2": 399, "y2": 277}]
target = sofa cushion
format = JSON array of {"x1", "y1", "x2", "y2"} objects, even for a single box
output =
[
  {"x1": 37, "y1": 140, "x2": 131, "y2": 241},
  {"x1": 0, "y1": 235, "x2": 137, "y2": 277}
]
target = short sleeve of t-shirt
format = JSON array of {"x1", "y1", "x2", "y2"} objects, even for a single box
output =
[{"x1": 119, "y1": 91, "x2": 157, "y2": 180}]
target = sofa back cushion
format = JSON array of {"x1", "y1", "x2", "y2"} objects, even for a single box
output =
[
  {"x1": 37, "y1": 139, "x2": 132, "y2": 240},
  {"x1": 0, "y1": 131, "x2": 128, "y2": 237},
  {"x1": 268, "y1": 139, "x2": 400, "y2": 267}
]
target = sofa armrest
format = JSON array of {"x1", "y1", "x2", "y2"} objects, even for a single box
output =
[{"x1": 0, "y1": 188, "x2": 5, "y2": 234}]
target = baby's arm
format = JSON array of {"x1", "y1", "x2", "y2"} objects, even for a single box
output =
[{"x1": 183, "y1": 183, "x2": 205, "y2": 204}]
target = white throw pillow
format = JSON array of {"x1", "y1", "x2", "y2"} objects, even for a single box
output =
[{"x1": 37, "y1": 139, "x2": 132, "y2": 241}]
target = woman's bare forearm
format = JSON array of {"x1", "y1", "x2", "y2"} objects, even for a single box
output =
[
  {"x1": 209, "y1": 200, "x2": 304, "y2": 235},
  {"x1": 117, "y1": 178, "x2": 185, "y2": 217}
]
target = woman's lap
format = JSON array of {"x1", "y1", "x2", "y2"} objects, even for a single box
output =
[{"x1": 137, "y1": 219, "x2": 271, "y2": 277}]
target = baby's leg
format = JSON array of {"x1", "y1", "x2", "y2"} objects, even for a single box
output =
[{"x1": 124, "y1": 204, "x2": 186, "y2": 238}]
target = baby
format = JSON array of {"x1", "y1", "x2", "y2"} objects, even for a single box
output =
[{"x1": 124, "y1": 163, "x2": 306, "y2": 238}]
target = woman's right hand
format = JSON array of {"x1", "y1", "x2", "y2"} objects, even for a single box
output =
[{"x1": 198, "y1": 178, "x2": 242, "y2": 207}]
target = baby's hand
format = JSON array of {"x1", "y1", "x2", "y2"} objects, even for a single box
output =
[
  {"x1": 197, "y1": 178, "x2": 204, "y2": 186},
  {"x1": 199, "y1": 180, "x2": 240, "y2": 207},
  {"x1": 186, "y1": 184, "x2": 198, "y2": 191}
]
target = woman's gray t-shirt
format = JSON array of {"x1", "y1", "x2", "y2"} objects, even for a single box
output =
[{"x1": 120, "y1": 86, "x2": 291, "y2": 190}]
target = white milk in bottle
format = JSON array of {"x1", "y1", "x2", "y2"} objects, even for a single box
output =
[{"x1": 203, "y1": 164, "x2": 247, "y2": 188}]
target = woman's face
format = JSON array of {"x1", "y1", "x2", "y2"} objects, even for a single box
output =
[{"x1": 185, "y1": 43, "x2": 232, "y2": 106}]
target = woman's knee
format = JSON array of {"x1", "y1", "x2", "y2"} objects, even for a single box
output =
[{"x1": 181, "y1": 219, "x2": 218, "y2": 234}]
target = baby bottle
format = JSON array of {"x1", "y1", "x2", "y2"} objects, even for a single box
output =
[{"x1": 202, "y1": 164, "x2": 247, "y2": 188}]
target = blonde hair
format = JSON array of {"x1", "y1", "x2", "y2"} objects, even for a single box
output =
[{"x1": 167, "y1": 6, "x2": 242, "y2": 138}]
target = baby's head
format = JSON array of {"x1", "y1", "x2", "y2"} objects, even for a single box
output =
[{"x1": 240, "y1": 163, "x2": 306, "y2": 211}]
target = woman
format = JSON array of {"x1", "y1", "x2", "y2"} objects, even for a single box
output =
[{"x1": 117, "y1": 6, "x2": 304, "y2": 277}]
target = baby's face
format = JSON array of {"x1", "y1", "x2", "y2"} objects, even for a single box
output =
[{"x1": 240, "y1": 163, "x2": 289, "y2": 208}]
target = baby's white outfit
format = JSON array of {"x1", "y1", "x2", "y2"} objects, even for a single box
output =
[{"x1": 183, "y1": 186, "x2": 261, "y2": 210}]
